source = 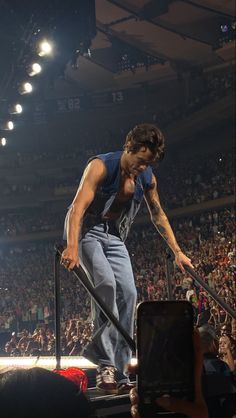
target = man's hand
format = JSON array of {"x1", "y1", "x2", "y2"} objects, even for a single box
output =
[
  {"x1": 60, "y1": 246, "x2": 80, "y2": 270},
  {"x1": 175, "y1": 250, "x2": 193, "y2": 273}
]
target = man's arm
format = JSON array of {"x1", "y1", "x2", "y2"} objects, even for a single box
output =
[
  {"x1": 61, "y1": 158, "x2": 107, "y2": 270},
  {"x1": 145, "y1": 174, "x2": 193, "y2": 271}
]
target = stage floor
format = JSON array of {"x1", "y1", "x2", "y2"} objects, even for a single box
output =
[{"x1": 0, "y1": 355, "x2": 96, "y2": 373}]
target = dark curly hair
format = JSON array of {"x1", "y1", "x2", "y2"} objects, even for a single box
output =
[
  {"x1": 124, "y1": 123, "x2": 165, "y2": 161},
  {"x1": 0, "y1": 367, "x2": 90, "y2": 418}
]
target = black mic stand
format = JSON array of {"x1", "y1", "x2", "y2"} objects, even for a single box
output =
[{"x1": 165, "y1": 249, "x2": 174, "y2": 300}]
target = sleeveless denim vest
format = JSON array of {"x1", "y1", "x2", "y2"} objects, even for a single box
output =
[{"x1": 64, "y1": 151, "x2": 153, "y2": 242}]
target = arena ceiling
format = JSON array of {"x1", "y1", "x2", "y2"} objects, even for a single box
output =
[
  {"x1": 0, "y1": 0, "x2": 235, "y2": 98},
  {"x1": 66, "y1": 0, "x2": 235, "y2": 91}
]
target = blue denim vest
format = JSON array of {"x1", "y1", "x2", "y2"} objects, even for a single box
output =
[{"x1": 64, "y1": 151, "x2": 153, "y2": 241}]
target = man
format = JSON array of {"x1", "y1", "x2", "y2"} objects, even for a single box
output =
[{"x1": 61, "y1": 124, "x2": 193, "y2": 394}]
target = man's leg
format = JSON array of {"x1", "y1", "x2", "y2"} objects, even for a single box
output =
[
  {"x1": 80, "y1": 226, "x2": 120, "y2": 368},
  {"x1": 105, "y1": 234, "x2": 137, "y2": 383},
  {"x1": 80, "y1": 225, "x2": 136, "y2": 392}
]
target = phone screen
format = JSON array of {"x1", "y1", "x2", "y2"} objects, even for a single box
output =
[{"x1": 137, "y1": 301, "x2": 194, "y2": 416}]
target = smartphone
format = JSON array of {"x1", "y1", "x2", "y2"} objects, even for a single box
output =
[{"x1": 137, "y1": 301, "x2": 194, "y2": 417}]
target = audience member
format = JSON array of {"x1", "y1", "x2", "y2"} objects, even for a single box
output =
[
  {"x1": 198, "y1": 325, "x2": 236, "y2": 418},
  {"x1": 0, "y1": 367, "x2": 90, "y2": 418}
]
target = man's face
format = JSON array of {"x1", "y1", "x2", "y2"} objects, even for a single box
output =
[{"x1": 124, "y1": 146, "x2": 156, "y2": 175}]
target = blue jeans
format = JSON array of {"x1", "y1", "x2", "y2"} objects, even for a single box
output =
[{"x1": 80, "y1": 224, "x2": 137, "y2": 382}]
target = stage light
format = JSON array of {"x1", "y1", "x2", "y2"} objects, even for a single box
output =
[
  {"x1": 9, "y1": 103, "x2": 23, "y2": 114},
  {"x1": 28, "y1": 62, "x2": 42, "y2": 76},
  {"x1": 0, "y1": 356, "x2": 97, "y2": 370},
  {"x1": 7, "y1": 121, "x2": 14, "y2": 130},
  {"x1": 38, "y1": 40, "x2": 53, "y2": 57},
  {"x1": 130, "y1": 357, "x2": 138, "y2": 366},
  {"x1": 15, "y1": 103, "x2": 23, "y2": 113},
  {"x1": 0, "y1": 137, "x2": 7, "y2": 146},
  {"x1": 19, "y1": 82, "x2": 33, "y2": 95},
  {"x1": 2, "y1": 121, "x2": 14, "y2": 130},
  {"x1": 0, "y1": 354, "x2": 137, "y2": 374}
]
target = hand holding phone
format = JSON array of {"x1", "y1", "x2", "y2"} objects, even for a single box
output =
[
  {"x1": 129, "y1": 330, "x2": 208, "y2": 418},
  {"x1": 137, "y1": 301, "x2": 195, "y2": 417}
]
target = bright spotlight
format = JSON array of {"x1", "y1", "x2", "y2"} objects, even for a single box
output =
[
  {"x1": 28, "y1": 62, "x2": 42, "y2": 76},
  {"x1": 38, "y1": 40, "x2": 53, "y2": 57},
  {"x1": 1, "y1": 121, "x2": 14, "y2": 130},
  {"x1": 7, "y1": 121, "x2": 14, "y2": 130},
  {"x1": 15, "y1": 104, "x2": 23, "y2": 113},
  {"x1": 24, "y1": 82, "x2": 33, "y2": 93},
  {"x1": 19, "y1": 82, "x2": 33, "y2": 95},
  {"x1": 1, "y1": 137, "x2": 7, "y2": 146},
  {"x1": 9, "y1": 103, "x2": 23, "y2": 114}
]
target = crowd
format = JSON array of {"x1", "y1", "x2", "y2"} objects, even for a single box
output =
[
  {"x1": 0, "y1": 141, "x2": 235, "y2": 201},
  {"x1": 0, "y1": 63, "x2": 234, "y2": 172},
  {"x1": 0, "y1": 207, "x2": 235, "y2": 367},
  {"x1": 158, "y1": 150, "x2": 235, "y2": 209},
  {"x1": 0, "y1": 210, "x2": 65, "y2": 237},
  {"x1": 151, "y1": 64, "x2": 235, "y2": 125},
  {"x1": 186, "y1": 67, "x2": 234, "y2": 113},
  {"x1": 0, "y1": 242, "x2": 91, "y2": 334},
  {"x1": 0, "y1": 148, "x2": 234, "y2": 238}
]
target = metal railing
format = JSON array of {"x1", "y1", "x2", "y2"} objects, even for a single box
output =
[{"x1": 166, "y1": 251, "x2": 236, "y2": 320}]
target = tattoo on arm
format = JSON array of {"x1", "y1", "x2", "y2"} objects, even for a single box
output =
[
  {"x1": 153, "y1": 215, "x2": 173, "y2": 243},
  {"x1": 155, "y1": 222, "x2": 166, "y2": 236},
  {"x1": 148, "y1": 198, "x2": 161, "y2": 217},
  {"x1": 145, "y1": 178, "x2": 181, "y2": 253},
  {"x1": 148, "y1": 197, "x2": 179, "y2": 249}
]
